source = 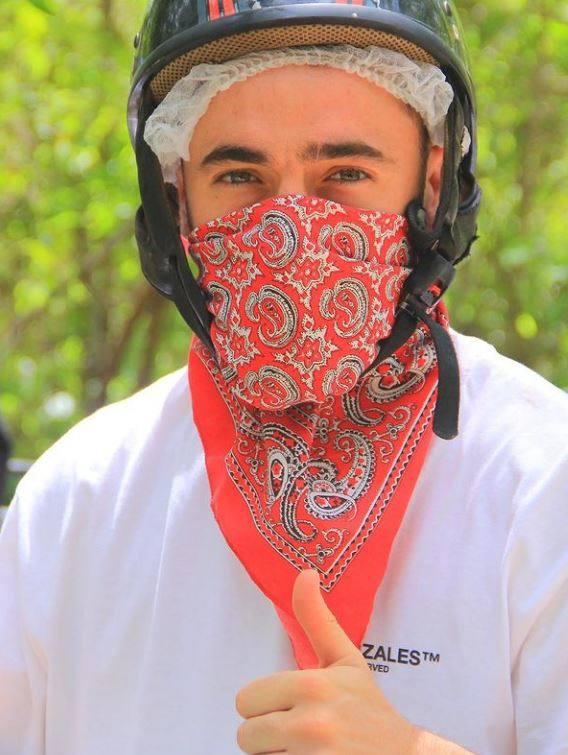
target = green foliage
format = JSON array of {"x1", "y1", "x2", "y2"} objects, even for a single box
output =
[
  {"x1": 447, "y1": 0, "x2": 568, "y2": 383},
  {"x1": 25, "y1": 0, "x2": 56, "y2": 14},
  {"x1": 1, "y1": 0, "x2": 567, "y2": 464}
]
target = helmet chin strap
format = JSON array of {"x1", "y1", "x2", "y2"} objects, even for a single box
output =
[
  {"x1": 134, "y1": 86, "x2": 216, "y2": 356},
  {"x1": 366, "y1": 95, "x2": 481, "y2": 440},
  {"x1": 361, "y1": 241, "x2": 460, "y2": 440}
]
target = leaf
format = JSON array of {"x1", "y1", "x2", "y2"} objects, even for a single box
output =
[{"x1": 26, "y1": 0, "x2": 55, "y2": 15}]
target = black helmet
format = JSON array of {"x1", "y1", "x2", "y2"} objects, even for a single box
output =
[{"x1": 127, "y1": 0, "x2": 482, "y2": 439}]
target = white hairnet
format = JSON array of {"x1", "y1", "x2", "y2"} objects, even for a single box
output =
[{"x1": 144, "y1": 44, "x2": 465, "y2": 184}]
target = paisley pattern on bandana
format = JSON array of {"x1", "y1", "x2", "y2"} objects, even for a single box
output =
[
  {"x1": 187, "y1": 194, "x2": 412, "y2": 409},
  {"x1": 185, "y1": 194, "x2": 450, "y2": 669}
]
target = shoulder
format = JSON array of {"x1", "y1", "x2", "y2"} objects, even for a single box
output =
[
  {"x1": 452, "y1": 334, "x2": 568, "y2": 650},
  {"x1": 451, "y1": 328, "x2": 568, "y2": 465},
  {"x1": 436, "y1": 330, "x2": 568, "y2": 546},
  {"x1": 453, "y1": 327, "x2": 567, "y2": 411},
  {"x1": 10, "y1": 366, "x2": 195, "y2": 531},
  {"x1": 0, "y1": 367, "x2": 201, "y2": 648}
]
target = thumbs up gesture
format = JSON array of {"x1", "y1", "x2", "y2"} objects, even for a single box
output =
[{"x1": 235, "y1": 569, "x2": 468, "y2": 754}]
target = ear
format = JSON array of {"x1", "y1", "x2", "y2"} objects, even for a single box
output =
[
  {"x1": 422, "y1": 145, "x2": 444, "y2": 230},
  {"x1": 175, "y1": 160, "x2": 193, "y2": 237}
]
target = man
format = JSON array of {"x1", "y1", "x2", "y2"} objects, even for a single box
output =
[{"x1": 0, "y1": 1, "x2": 566, "y2": 754}]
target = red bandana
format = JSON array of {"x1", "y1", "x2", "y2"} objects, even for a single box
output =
[{"x1": 184, "y1": 194, "x2": 448, "y2": 669}]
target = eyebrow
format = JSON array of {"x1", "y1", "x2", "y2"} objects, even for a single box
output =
[{"x1": 199, "y1": 141, "x2": 390, "y2": 168}]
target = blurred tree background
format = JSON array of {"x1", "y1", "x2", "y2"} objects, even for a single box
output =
[{"x1": 1, "y1": 0, "x2": 567, "y2": 462}]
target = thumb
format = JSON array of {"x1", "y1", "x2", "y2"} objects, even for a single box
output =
[{"x1": 292, "y1": 569, "x2": 368, "y2": 669}]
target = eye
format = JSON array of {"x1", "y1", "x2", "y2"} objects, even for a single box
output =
[
  {"x1": 327, "y1": 168, "x2": 370, "y2": 182},
  {"x1": 215, "y1": 170, "x2": 260, "y2": 185}
]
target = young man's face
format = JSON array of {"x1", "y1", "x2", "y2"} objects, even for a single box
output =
[{"x1": 176, "y1": 64, "x2": 444, "y2": 231}]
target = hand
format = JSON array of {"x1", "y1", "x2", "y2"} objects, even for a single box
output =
[{"x1": 235, "y1": 568, "x2": 437, "y2": 754}]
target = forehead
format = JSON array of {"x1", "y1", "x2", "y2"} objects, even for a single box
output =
[{"x1": 188, "y1": 64, "x2": 419, "y2": 150}]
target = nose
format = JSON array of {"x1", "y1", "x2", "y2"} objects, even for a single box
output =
[{"x1": 274, "y1": 168, "x2": 312, "y2": 198}]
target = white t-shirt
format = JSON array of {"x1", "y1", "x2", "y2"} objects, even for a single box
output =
[{"x1": 1, "y1": 331, "x2": 567, "y2": 755}]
